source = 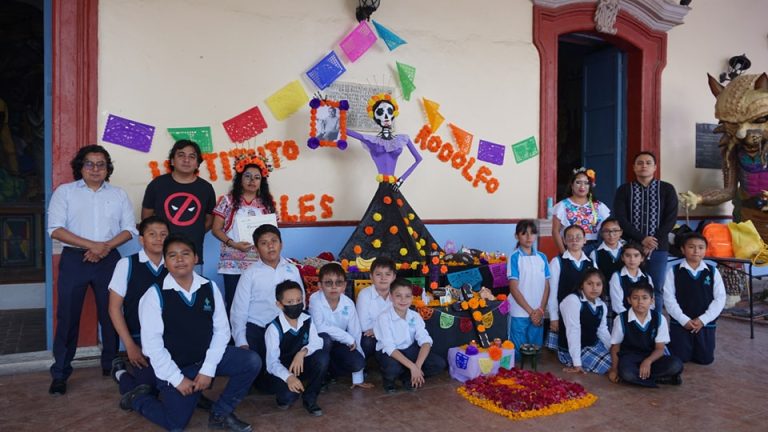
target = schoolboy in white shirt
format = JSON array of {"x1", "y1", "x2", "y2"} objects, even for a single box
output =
[
  {"x1": 309, "y1": 263, "x2": 373, "y2": 388},
  {"x1": 265, "y1": 280, "x2": 329, "y2": 416},
  {"x1": 373, "y1": 278, "x2": 446, "y2": 393},
  {"x1": 355, "y1": 257, "x2": 396, "y2": 359}
]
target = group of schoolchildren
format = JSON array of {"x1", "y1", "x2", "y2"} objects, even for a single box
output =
[
  {"x1": 508, "y1": 217, "x2": 725, "y2": 388},
  {"x1": 107, "y1": 219, "x2": 445, "y2": 431},
  {"x1": 104, "y1": 211, "x2": 725, "y2": 431}
]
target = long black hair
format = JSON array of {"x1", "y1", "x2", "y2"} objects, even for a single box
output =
[
  {"x1": 231, "y1": 163, "x2": 276, "y2": 215},
  {"x1": 71, "y1": 145, "x2": 114, "y2": 181}
]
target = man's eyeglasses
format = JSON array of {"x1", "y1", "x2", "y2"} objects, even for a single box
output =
[{"x1": 83, "y1": 161, "x2": 107, "y2": 171}]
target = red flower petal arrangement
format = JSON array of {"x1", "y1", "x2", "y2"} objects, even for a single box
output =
[{"x1": 457, "y1": 368, "x2": 597, "y2": 420}]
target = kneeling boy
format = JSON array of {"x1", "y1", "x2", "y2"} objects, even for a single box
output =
[
  {"x1": 608, "y1": 283, "x2": 683, "y2": 387},
  {"x1": 265, "y1": 280, "x2": 329, "y2": 416},
  {"x1": 123, "y1": 234, "x2": 261, "y2": 432},
  {"x1": 374, "y1": 278, "x2": 446, "y2": 393},
  {"x1": 309, "y1": 263, "x2": 372, "y2": 388}
]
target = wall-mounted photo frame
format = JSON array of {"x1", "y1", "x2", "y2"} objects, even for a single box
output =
[{"x1": 308, "y1": 98, "x2": 349, "y2": 150}]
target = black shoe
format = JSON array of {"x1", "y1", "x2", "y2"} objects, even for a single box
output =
[
  {"x1": 119, "y1": 384, "x2": 153, "y2": 411},
  {"x1": 110, "y1": 357, "x2": 127, "y2": 384},
  {"x1": 669, "y1": 374, "x2": 683, "y2": 386},
  {"x1": 303, "y1": 401, "x2": 323, "y2": 417},
  {"x1": 383, "y1": 380, "x2": 397, "y2": 394},
  {"x1": 401, "y1": 380, "x2": 415, "y2": 392},
  {"x1": 208, "y1": 412, "x2": 252, "y2": 431},
  {"x1": 197, "y1": 394, "x2": 214, "y2": 411},
  {"x1": 49, "y1": 379, "x2": 67, "y2": 396},
  {"x1": 276, "y1": 402, "x2": 291, "y2": 411},
  {"x1": 102, "y1": 368, "x2": 111, "y2": 377}
]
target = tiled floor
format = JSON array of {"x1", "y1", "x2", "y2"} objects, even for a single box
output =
[
  {"x1": 0, "y1": 309, "x2": 45, "y2": 355},
  {"x1": 0, "y1": 318, "x2": 765, "y2": 431}
]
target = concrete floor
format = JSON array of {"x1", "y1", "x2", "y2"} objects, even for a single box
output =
[{"x1": 0, "y1": 318, "x2": 765, "y2": 432}]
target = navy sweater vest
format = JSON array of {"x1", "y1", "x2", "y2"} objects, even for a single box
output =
[
  {"x1": 269, "y1": 316, "x2": 312, "y2": 368},
  {"x1": 595, "y1": 249, "x2": 622, "y2": 282},
  {"x1": 618, "y1": 310, "x2": 661, "y2": 357},
  {"x1": 158, "y1": 282, "x2": 215, "y2": 368},
  {"x1": 557, "y1": 256, "x2": 594, "y2": 305},
  {"x1": 619, "y1": 274, "x2": 650, "y2": 311},
  {"x1": 124, "y1": 254, "x2": 167, "y2": 338},
  {"x1": 672, "y1": 264, "x2": 716, "y2": 326},
  {"x1": 558, "y1": 294, "x2": 603, "y2": 351}
]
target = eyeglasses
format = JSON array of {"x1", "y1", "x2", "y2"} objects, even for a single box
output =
[
  {"x1": 601, "y1": 229, "x2": 622, "y2": 235},
  {"x1": 83, "y1": 161, "x2": 107, "y2": 171},
  {"x1": 243, "y1": 173, "x2": 262, "y2": 181},
  {"x1": 321, "y1": 280, "x2": 346, "y2": 288},
  {"x1": 565, "y1": 236, "x2": 584, "y2": 242}
]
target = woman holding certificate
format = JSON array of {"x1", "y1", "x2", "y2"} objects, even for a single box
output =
[{"x1": 212, "y1": 155, "x2": 277, "y2": 316}]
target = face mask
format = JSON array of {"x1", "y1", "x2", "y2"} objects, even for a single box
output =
[{"x1": 282, "y1": 303, "x2": 304, "y2": 320}]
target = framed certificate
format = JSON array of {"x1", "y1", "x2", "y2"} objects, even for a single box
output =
[{"x1": 237, "y1": 213, "x2": 278, "y2": 244}]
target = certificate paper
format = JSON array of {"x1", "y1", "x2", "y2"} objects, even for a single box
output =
[{"x1": 237, "y1": 213, "x2": 278, "y2": 244}]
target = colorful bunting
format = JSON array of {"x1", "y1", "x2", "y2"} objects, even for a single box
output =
[
  {"x1": 449, "y1": 123, "x2": 474, "y2": 154},
  {"x1": 482, "y1": 312, "x2": 494, "y2": 329},
  {"x1": 265, "y1": 80, "x2": 309, "y2": 121},
  {"x1": 396, "y1": 61, "x2": 416, "y2": 101},
  {"x1": 372, "y1": 20, "x2": 407, "y2": 51},
  {"x1": 455, "y1": 351, "x2": 470, "y2": 369},
  {"x1": 439, "y1": 312, "x2": 455, "y2": 329},
  {"x1": 499, "y1": 355, "x2": 512, "y2": 370},
  {"x1": 446, "y1": 268, "x2": 483, "y2": 292},
  {"x1": 459, "y1": 317, "x2": 473, "y2": 333},
  {"x1": 102, "y1": 114, "x2": 155, "y2": 153},
  {"x1": 477, "y1": 139, "x2": 506, "y2": 166},
  {"x1": 306, "y1": 51, "x2": 346, "y2": 90},
  {"x1": 339, "y1": 21, "x2": 377, "y2": 63},
  {"x1": 489, "y1": 262, "x2": 508, "y2": 288},
  {"x1": 498, "y1": 300, "x2": 510, "y2": 315},
  {"x1": 478, "y1": 358, "x2": 494, "y2": 374},
  {"x1": 222, "y1": 107, "x2": 268, "y2": 143},
  {"x1": 167, "y1": 126, "x2": 213, "y2": 153},
  {"x1": 511, "y1": 136, "x2": 539, "y2": 163},
  {"x1": 422, "y1": 97, "x2": 445, "y2": 133}
]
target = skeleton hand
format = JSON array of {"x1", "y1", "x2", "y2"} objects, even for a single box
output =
[{"x1": 679, "y1": 191, "x2": 702, "y2": 210}]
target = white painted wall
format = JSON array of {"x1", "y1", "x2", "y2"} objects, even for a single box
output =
[
  {"x1": 662, "y1": 0, "x2": 768, "y2": 217},
  {"x1": 98, "y1": 0, "x2": 540, "y2": 221}
]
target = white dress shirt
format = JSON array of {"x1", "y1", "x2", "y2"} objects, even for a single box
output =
[
  {"x1": 610, "y1": 308, "x2": 670, "y2": 345},
  {"x1": 559, "y1": 293, "x2": 611, "y2": 367},
  {"x1": 663, "y1": 260, "x2": 726, "y2": 327},
  {"x1": 355, "y1": 285, "x2": 391, "y2": 333},
  {"x1": 374, "y1": 306, "x2": 433, "y2": 356},
  {"x1": 139, "y1": 273, "x2": 229, "y2": 387},
  {"x1": 264, "y1": 312, "x2": 322, "y2": 382},
  {"x1": 309, "y1": 291, "x2": 364, "y2": 384},
  {"x1": 108, "y1": 249, "x2": 164, "y2": 297},
  {"x1": 506, "y1": 247, "x2": 551, "y2": 318},
  {"x1": 230, "y1": 257, "x2": 304, "y2": 346},
  {"x1": 547, "y1": 251, "x2": 591, "y2": 319},
  {"x1": 609, "y1": 267, "x2": 653, "y2": 315},
  {"x1": 47, "y1": 179, "x2": 138, "y2": 244}
]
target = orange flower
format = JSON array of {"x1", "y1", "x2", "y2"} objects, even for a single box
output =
[
  {"x1": 431, "y1": 256, "x2": 440, "y2": 265},
  {"x1": 488, "y1": 346, "x2": 502, "y2": 360},
  {"x1": 364, "y1": 226, "x2": 374, "y2": 236},
  {"x1": 396, "y1": 198, "x2": 404, "y2": 207},
  {"x1": 389, "y1": 226, "x2": 399, "y2": 235},
  {"x1": 468, "y1": 298, "x2": 480, "y2": 309},
  {"x1": 496, "y1": 294, "x2": 508, "y2": 301},
  {"x1": 340, "y1": 259, "x2": 349, "y2": 270},
  {"x1": 383, "y1": 196, "x2": 392, "y2": 204},
  {"x1": 421, "y1": 265, "x2": 430, "y2": 275},
  {"x1": 431, "y1": 242, "x2": 438, "y2": 250},
  {"x1": 353, "y1": 245, "x2": 362, "y2": 255},
  {"x1": 479, "y1": 299, "x2": 487, "y2": 308},
  {"x1": 440, "y1": 265, "x2": 448, "y2": 274},
  {"x1": 430, "y1": 281, "x2": 438, "y2": 289},
  {"x1": 400, "y1": 262, "x2": 410, "y2": 270},
  {"x1": 461, "y1": 301, "x2": 469, "y2": 310},
  {"x1": 472, "y1": 311, "x2": 483, "y2": 321},
  {"x1": 502, "y1": 340, "x2": 515, "y2": 349},
  {"x1": 477, "y1": 325, "x2": 487, "y2": 333}
]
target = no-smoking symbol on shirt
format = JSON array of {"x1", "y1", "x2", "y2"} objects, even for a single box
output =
[{"x1": 163, "y1": 192, "x2": 201, "y2": 227}]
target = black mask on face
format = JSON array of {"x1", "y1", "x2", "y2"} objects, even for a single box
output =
[{"x1": 282, "y1": 303, "x2": 304, "y2": 320}]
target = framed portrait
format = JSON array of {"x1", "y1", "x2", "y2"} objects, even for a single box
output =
[
  {"x1": 1, "y1": 215, "x2": 34, "y2": 267},
  {"x1": 308, "y1": 98, "x2": 349, "y2": 150}
]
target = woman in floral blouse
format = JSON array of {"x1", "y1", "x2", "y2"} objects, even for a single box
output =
[{"x1": 552, "y1": 167, "x2": 610, "y2": 255}]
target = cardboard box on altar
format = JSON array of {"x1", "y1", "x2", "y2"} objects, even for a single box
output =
[{"x1": 447, "y1": 346, "x2": 515, "y2": 383}]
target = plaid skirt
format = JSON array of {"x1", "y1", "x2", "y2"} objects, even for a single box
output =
[{"x1": 557, "y1": 342, "x2": 612, "y2": 374}]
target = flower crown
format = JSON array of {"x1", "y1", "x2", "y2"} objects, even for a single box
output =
[
  {"x1": 573, "y1": 167, "x2": 596, "y2": 186},
  {"x1": 366, "y1": 93, "x2": 399, "y2": 119},
  {"x1": 234, "y1": 154, "x2": 272, "y2": 177}
]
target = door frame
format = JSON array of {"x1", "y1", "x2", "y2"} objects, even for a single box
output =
[{"x1": 533, "y1": 2, "x2": 667, "y2": 218}]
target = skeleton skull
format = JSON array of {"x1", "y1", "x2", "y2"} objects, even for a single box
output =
[{"x1": 373, "y1": 101, "x2": 395, "y2": 128}]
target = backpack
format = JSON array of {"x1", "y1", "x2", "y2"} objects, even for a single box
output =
[{"x1": 701, "y1": 223, "x2": 733, "y2": 258}]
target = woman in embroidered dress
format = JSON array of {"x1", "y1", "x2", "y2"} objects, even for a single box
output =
[
  {"x1": 552, "y1": 168, "x2": 610, "y2": 255},
  {"x1": 211, "y1": 156, "x2": 276, "y2": 316}
]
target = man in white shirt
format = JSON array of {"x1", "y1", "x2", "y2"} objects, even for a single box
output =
[{"x1": 47, "y1": 145, "x2": 137, "y2": 395}]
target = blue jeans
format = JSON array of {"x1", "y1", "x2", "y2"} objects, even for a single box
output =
[
  {"x1": 617, "y1": 351, "x2": 683, "y2": 388},
  {"x1": 375, "y1": 342, "x2": 446, "y2": 382},
  {"x1": 645, "y1": 250, "x2": 669, "y2": 312},
  {"x1": 132, "y1": 346, "x2": 261, "y2": 431},
  {"x1": 272, "y1": 349, "x2": 330, "y2": 406}
]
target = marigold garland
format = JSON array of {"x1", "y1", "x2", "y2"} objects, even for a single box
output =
[
  {"x1": 203, "y1": 153, "x2": 218, "y2": 182},
  {"x1": 457, "y1": 368, "x2": 598, "y2": 421},
  {"x1": 219, "y1": 151, "x2": 233, "y2": 181},
  {"x1": 148, "y1": 161, "x2": 160, "y2": 179}
]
